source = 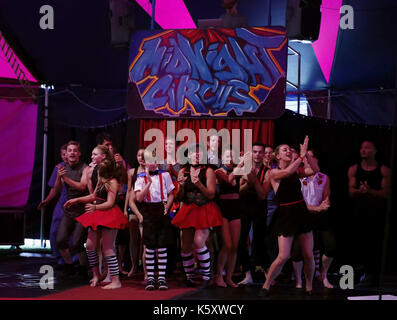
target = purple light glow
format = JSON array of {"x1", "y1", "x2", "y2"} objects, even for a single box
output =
[
  {"x1": 0, "y1": 48, "x2": 37, "y2": 82},
  {"x1": 0, "y1": 99, "x2": 38, "y2": 207},
  {"x1": 312, "y1": 0, "x2": 342, "y2": 83},
  {"x1": 135, "y1": 0, "x2": 196, "y2": 29}
]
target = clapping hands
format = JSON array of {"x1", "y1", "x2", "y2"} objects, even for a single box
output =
[
  {"x1": 190, "y1": 166, "x2": 201, "y2": 186},
  {"x1": 177, "y1": 170, "x2": 187, "y2": 186}
]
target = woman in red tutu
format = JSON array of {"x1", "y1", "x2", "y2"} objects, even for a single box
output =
[
  {"x1": 65, "y1": 158, "x2": 129, "y2": 289},
  {"x1": 172, "y1": 143, "x2": 223, "y2": 288}
]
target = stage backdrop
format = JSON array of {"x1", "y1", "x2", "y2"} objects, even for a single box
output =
[{"x1": 127, "y1": 27, "x2": 287, "y2": 119}]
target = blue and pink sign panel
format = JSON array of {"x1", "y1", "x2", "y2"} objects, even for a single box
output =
[{"x1": 127, "y1": 27, "x2": 287, "y2": 119}]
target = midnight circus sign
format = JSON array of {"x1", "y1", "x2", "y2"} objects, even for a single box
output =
[{"x1": 127, "y1": 27, "x2": 287, "y2": 118}]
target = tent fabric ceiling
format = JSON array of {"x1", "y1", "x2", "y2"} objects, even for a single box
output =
[
  {"x1": 330, "y1": 0, "x2": 397, "y2": 90},
  {"x1": 0, "y1": 0, "x2": 131, "y2": 88}
]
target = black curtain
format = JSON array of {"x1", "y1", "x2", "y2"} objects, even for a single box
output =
[{"x1": 274, "y1": 110, "x2": 396, "y2": 274}]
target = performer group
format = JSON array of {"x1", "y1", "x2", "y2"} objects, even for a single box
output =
[{"x1": 39, "y1": 132, "x2": 390, "y2": 296}]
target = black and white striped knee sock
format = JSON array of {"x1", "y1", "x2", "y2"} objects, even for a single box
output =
[
  {"x1": 181, "y1": 251, "x2": 195, "y2": 280},
  {"x1": 145, "y1": 248, "x2": 156, "y2": 280},
  {"x1": 156, "y1": 248, "x2": 167, "y2": 281},
  {"x1": 86, "y1": 250, "x2": 99, "y2": 268},
  {"x1": 195, "y1": 246, "x2": 211, "y2": 280},
  {"x1": 104, "y1": 255, "x2": 119, "y2": 277}
]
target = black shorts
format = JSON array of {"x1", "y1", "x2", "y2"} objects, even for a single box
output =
[
  {"x1": 140, "y1": 202, "x2": 174, "y2": 249},
  {"x1": 218, "y1": 199, "x2": 242, "y2": 221}
]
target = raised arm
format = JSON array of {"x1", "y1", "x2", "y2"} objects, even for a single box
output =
[
  {"x1": 270, "y1": 157, "x2": 305, "y2": 181},
  {"x1": 191, "y1": 167, "x2": 216, "y2": 200},
  {"x1": 300, "y1": 152, "x2": 320, "y2": 177},
  {"x1": 60, "y1": 166, "x2": 89, "y2": 192},
  {"x1": 176, "y1": 168, "x2": 187, "y2": 201}
]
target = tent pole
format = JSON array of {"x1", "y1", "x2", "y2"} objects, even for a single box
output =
[
  {"x1": 151, "y1": 0, "x2": 156, "y2": 30},
  {"x1": 297, "y1": 49, "x2": 301, "y2": 114},
  {"x1": 40, "y1": 85, "x2": 49, "y2": 248},
  {"x1": 327, "y1": 88, "x2": 331, "y2": 119},
  {"x1": 378, "y1": 51, "x2": 397, "y2": 300}
]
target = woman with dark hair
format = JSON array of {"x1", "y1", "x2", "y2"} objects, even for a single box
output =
[
  {"x1": 65, "y1": 158, "x2": 129, "y2": 289},
  {"x1": 125, "y1": 148, "x2": 145, "y2": 278},
  {"x1": 172, "y1": 143, "x2": 223, "y2": 288},
  {"x1": 259, "y1": 136, "x2": 319, "y2": 296},
  {"x1": 214, "y1": 148, "x2": 243, "y2": 288}
]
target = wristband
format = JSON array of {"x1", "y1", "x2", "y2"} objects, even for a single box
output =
[{"x1": 298, "y1": 156, "x2": 304, "y2": 161}]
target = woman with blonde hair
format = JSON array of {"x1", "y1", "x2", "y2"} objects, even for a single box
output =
[
  {"x1": 259, "y1": 136, "x2": 319, "y2": 296},
  {"x1": 65, "y1": 158, "x2": 129, "y2": 289}
]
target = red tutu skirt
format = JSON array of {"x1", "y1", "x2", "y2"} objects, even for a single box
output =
[
  {"x1": 171, "y1": 201, "x2": 223, "y2": 230},
  {"x1": 76, "y1": 206, "x2": 129, "y2": 230}
]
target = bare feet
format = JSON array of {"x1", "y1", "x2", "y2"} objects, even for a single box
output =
[
  {"x1": 102, "y1": 281, "x2": 122, "y2": 289},
  {"x1": 319, "y1": 272, "x2": 334, "y2": 288},
  {"x1": 101, "y1": 275, "x2": 112, "y2": 284},
  {"x1": 226, "y1": 280, "x2": 238, "y2": 288},
  {"x1": 89, "y1": 277, "x2": 100, "y2": 287},
  {"x1": 322, "y1": 277, "x2": 334, "y2": 289},
  {"x1": 215, "y1": 276, "x2": 227, "y2": 288}
]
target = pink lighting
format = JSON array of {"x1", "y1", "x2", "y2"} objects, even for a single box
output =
[
  {"x1": 312, "y1": 0, "x2": 342, "y2": 83},
  {"x1": 135, "y1": 0, "x2": 196, "y2": 29},
  {"x1": 0, "y1": 46, "x2": 37, "y2": 82}
]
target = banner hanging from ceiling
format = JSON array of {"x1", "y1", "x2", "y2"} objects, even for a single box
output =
[{"x1": 127, "y1": 27, "x2": 287, "y2": 119}]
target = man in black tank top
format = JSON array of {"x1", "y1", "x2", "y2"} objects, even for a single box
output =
[
  {"x1": 348, "y1": 140, "x2": 391, "y2": 284},
  {"x1": 54, "y1": 141, "x2": 90, "y2": 278}
]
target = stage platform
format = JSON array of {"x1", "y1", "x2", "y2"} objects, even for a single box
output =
[{"x1": 0, "y1": 251, "x2": 396, "y2": 301}]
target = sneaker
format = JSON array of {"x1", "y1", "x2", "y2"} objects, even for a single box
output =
[
  {"x1": 158, "y1": 279, "x2": 168, "y2": 290},
  {"x1": 145, "y1": 278, "x2": 155, "y2": 291},
  {"x1": 238, "y1": 274, "x2": 253, "y2": 286}
]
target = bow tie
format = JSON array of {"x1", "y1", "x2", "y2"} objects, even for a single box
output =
[{"x1": 149, "y1": 170, "x2": 159, "y2": 176}]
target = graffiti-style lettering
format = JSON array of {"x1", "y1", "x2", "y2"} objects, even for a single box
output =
[{"x1": 130, "y1": 28, "x2": 286, "y2": 116}]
